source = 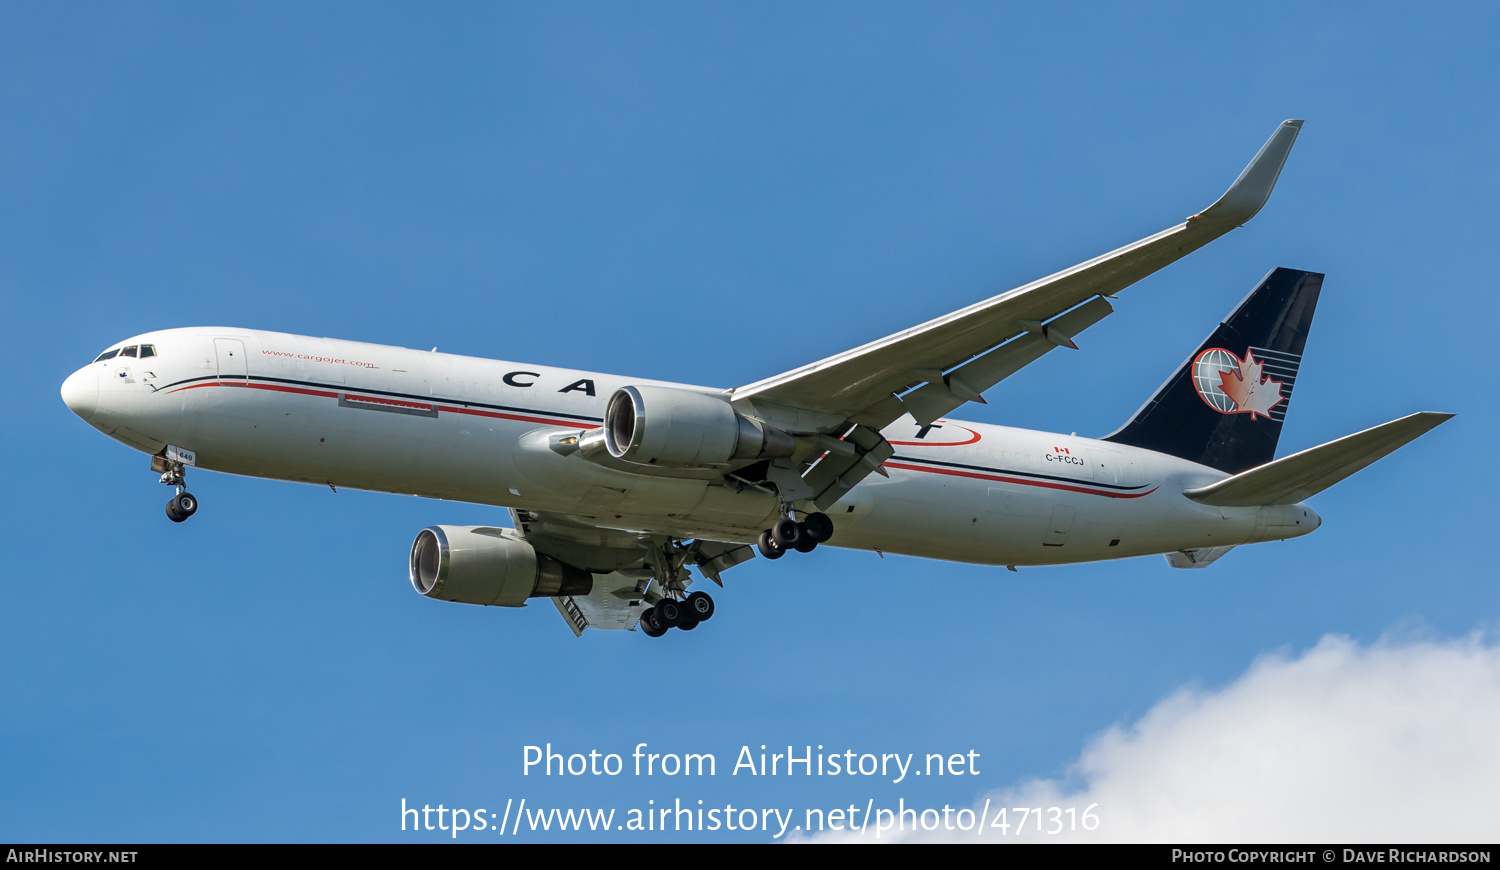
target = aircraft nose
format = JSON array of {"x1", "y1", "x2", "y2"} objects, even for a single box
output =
[
  {"x1": 61, "y1": 366, "x2": 99, "y2": 422},
  {"x1": 1304, "y1": 507, "x2": 1322, "y2": 532}
]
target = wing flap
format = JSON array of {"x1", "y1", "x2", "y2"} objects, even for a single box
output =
[
  {"x1": 553, "y1": 570, "x2": 652, "y2": 635},
  {"x1": 801, "y1": 424, "x2": 895, "y2": 510},
  {"x1": 900, "y1": 296, "x2": 1115, "y2": 427},
  {"x1": 691, "y1": 540, "x2": 756, "y2": 586},
  {"x1": 1183, "y1": 412, "x2": 1452, "y2": 507},
  {"x1": 1164, "y1": 546, "x2": 1237, "y2": 569}
]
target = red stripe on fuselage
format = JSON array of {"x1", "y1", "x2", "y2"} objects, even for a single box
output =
[
  {"x1": 167, "y1": 381, "x2": 340, "y2": 399},
  {"x1": 887, "y1": 424, "x2": 982, "y2": 447},
  {"x1": 884, "y1": 460, "x2": 1157, "y2": 499}
]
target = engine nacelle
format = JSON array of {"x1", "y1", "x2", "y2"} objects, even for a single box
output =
[
  {"x1": 603, "y1": 384, "x2": 794, "y2": 467},
  {"x1": 409, "y1": 525, "x2": 592, "y2": 607}
]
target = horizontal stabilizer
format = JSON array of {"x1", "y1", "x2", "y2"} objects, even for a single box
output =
[{"x1": 1183, "y1": 412, "x2": 1453, "y2": 507}]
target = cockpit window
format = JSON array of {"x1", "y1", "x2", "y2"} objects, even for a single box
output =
[
  {"x1": 120, "y1": 346, "x2": 138, "y2": 358},
  {"x1": 139, "y1": 345, "x2": 156, "y2": 358},
  {"x1": 93, "y1": 349, "x2": 120, "y2": 362}
]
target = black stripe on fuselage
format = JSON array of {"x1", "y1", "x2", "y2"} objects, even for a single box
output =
[
  {"x1": 890, "y1": 453, "x2": 1153, "y2": 492},
  {"x1": 158, "y1": 373, "x2": 605, "y2": 423}
]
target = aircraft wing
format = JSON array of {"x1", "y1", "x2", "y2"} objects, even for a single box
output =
[
  {"x1": 732, "y1": 120, "x2": 1304, "y2": 431},
  {"x1": 510, "y1": 509, "x2": 755, "y2": 634},
  {"x1": 510, "y1": 508, "x2": 659, "y2": 574},
  {"x1": 549, "y1": 541, "x2": 754, "y2": 636}
]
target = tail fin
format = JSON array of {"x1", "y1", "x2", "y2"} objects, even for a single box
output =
[{"x1": 1104, "y1": 267, "x2": 1322, "y2": 474}]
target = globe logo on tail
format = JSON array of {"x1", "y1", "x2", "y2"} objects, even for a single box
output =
[{"x1": 1192, "y1": 348, "x2": 1285, "y2": 420}]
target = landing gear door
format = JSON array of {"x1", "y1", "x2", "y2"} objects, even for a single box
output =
[
  {"x1": 1042, "y1": 505, "x2": 1075, "y2": 547},
  {"x1": 215, "y1": 339, "x2": 248, "y2": 384}
]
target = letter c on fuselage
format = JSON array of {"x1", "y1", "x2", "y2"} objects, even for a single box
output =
[{"x1": 503, "y1": 371, "x2": 539, "y2": 388}]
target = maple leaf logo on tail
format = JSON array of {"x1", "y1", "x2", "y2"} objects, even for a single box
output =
[{"x1": 1218, "y1": 349, "x2": 1285, "y2": 420}]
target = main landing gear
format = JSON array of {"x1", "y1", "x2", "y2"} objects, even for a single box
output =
[
  {"x1": 153, "y1": 455, "x2": 199, "y2": 523},
  {"x1": 755, "y1": 511, "x2": 834, "y2": 560},
  {"x1": 637, "y1": 538, "x2": 719, "y2": 639},
  {"x1": 639, "y1": 590, "x2": 715, "y2": 638},
  {"x1": 635, "y1": 506, "x2": 827, "y2": 638}
]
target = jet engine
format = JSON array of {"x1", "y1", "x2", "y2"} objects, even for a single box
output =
[
  {"x1": 603, "y1": 385, "x2": 794, "y2": 467},
  {"x1": 409, "y1": 526, "x2": 592, "y2": 607}
]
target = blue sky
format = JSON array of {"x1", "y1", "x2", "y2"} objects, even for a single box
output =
[{"x1": 2, "y1": 3, "x2": 1496, "y2": 842}]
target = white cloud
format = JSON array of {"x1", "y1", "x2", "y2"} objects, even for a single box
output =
[{"x1": 803, "y1": 632, "x2": 1500, "y2": 843}]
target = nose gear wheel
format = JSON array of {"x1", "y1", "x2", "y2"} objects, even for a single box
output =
[{"x1": 153, "y1": 454, "x2": 200, "y2": 523}]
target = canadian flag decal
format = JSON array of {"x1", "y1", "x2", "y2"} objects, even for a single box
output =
[{"x1": 1192, "y1": 348, "x2": 1286, "y2": 420}]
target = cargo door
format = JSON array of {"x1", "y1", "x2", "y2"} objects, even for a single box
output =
[
  {"x1": 1042, "y1": 505, "x2": 1075, "y2": 547},
  {"x1": 214, "y1": 339, "x2": 247, "y2": 384}
]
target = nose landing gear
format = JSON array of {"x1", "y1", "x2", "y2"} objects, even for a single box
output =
[
  {"x1": 165, "y1": 491, "x2": 198, "y2": 523},
  {"x1": 153, "y1": 453, "x2": 199, "y2": 523}
]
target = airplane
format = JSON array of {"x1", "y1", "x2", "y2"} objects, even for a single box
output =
[{"x1": 59, "y1": 119, "x2": 1451, "y2": 638}]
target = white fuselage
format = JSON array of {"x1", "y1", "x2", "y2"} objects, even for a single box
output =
[{"x1": 61, "y1": 327, "x2": 1320, "y2": 566}]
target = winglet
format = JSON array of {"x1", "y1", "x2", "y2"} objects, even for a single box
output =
[{"x1": 1192, "y1": 119, "x2": 1303, "y2": 226}]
